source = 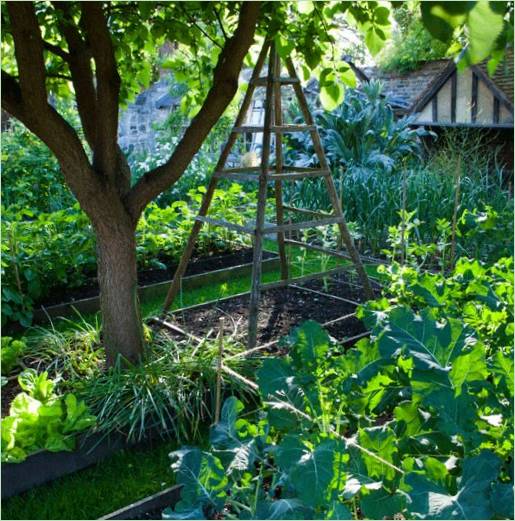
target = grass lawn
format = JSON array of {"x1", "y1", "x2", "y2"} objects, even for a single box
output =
[
  {"x1": 2, "y1": 439, "x2": 179, "y2": 520},
  {"x1": 2, "y1": 241, "x2": 380, "y2": 519}
]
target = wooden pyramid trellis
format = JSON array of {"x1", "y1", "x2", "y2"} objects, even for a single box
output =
[{"x1": 162, "y1": 40, "x2": 373, "y2": 348}]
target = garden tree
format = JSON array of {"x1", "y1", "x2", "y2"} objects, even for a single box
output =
[{"x1": 1, "y1": 1, "x2": 512, "y2": 365}]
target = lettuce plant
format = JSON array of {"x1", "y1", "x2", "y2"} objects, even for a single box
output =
[{"x1": 1, "y1": 369, "x2": 96, "y2": 463}]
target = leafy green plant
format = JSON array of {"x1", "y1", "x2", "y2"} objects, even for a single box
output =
[
  {"x1": 1, "y1": 186, "x2": 256, "y2": 327},
  {"x1": 1, "y1": 369, "x2": 96, "y2": 463},
  {"x1": 164, "y1": 318, "x2": 513, "y2": 519},
  {"x1": 1, "y1": 336, "x2": 27, "y2": 376}
]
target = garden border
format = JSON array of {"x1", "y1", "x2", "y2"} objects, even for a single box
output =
[
  {"x1": 101, "y1": 484, "x2": 182, "y2": 519},
  {"x1": 31, "y1": 253, "x2": 280, "y2": 323},
  {"x1": 1, "y1": 430, "x2": 163, "y2": 499}
]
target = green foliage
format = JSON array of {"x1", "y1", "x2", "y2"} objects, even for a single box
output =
[
  {"x1": 286, "y1": 82, "x2": 430, "y2": 176},
  {"x1": 378, "y1": 2, "x2": 451, "y2": 73},
  {"x1": 420, "y1": 1, "x2": 512, "y2": 67},
  {"x1": 1, "y1": 119, "x2": 76, "y2": 214},
  {"x1": 286, "y1": 122, "x2": 513, "y2": 259},
  {"x1": 1, "y1": 186, "x2": 255, "y2": 327},
  {"x1": 165, "y1": 315, "x2": 513, "y2": 519},
  {"x1": 1, "y1": 336, "x2": 27, "y2": 376},
  {"x1": 76, "y1": 332, "x2": 258, "y2": 444},
  {"x1": 1, "y1": 369, "x2": 96, "y2": 463}
]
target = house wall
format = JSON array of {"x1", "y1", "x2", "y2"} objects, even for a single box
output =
[{"x1": 414, "y1": 68, "x2": 513, "y2": 127}]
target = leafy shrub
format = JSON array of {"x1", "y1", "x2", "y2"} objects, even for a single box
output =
[
  {"x1": 1, "y1": 186, "x2": 255, "y2": 327},
  {"x1": 285, "y1": 81, "x2": 430, "y2": 176},
  {"x1": 1, "y1": 111, "x2": 79, "y2": 214},
  {"x1": 164, "y1": 317, "x2": 513, "y2": 520},
  {"x1": 1, "y1": 370, "x2": 96, "y2": 463},
  {"x1": 1, "y1": 337, "x2": 27, "y2": 376}
]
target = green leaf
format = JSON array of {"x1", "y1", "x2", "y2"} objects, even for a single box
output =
[
  {"x1": 289, "y1": 440, "x2": 336, "y2": 507},
  {"x1": 490, "y1": 482, "x2": 514, "y2": 519},
  {"x1": 406, "y1": 451, "x2": 501, "y2": 519},
  {"x1": 256, "y1": 498, "x2": 309, "y2": 520},
  {"x1": 360, "y1": 488, "x2": 405, "y2": 519},
  {"x1": 466, "y1": 1, "x2": 505, "y2": 62},
  {"x1": 365, "y1": 26, "x2": 386, "y2": 56},
  {"x1": 275, "y1": 434, "x2": 304, "y2": 472},
  {"x1": 257, "y1": 358, "x2": 295, "y2": 398},
  {"x1": 449, "y1": 342, "x2": 487, "y2": 396},
  {"x1": 320, "y1": 82, "x2": 345, "y2": 111},
  {"x1": 358, "y1": 426, "x2": 399, "y2": 482},
  {"x1": 169, "y1": 448, "x2": 227, "y2": 510},
  {"x1": 289, "y1": 320, "x2": 330, "y2": 370}
]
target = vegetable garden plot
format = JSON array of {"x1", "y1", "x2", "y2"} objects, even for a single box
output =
[{"x1": 163, "y1": 272, "x2": 371, "y2": 345}]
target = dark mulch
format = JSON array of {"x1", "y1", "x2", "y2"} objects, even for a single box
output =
[
  {"x1": 168, "y1": 271, "x2": 371, "y2": 345},
  {"x1": 39, "y1": 248, "x2": 275, "y2": 307},
  {"x1": 1, "y1": 378, "x2": 21, "y2": 416}
]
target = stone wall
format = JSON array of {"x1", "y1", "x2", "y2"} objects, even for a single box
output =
[{"x1": 118, "y1": 75, "x2": 179, "y2": 153}]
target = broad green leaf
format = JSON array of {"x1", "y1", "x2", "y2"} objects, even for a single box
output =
[
  {"x1": 466, "y1": 1, "x2": 505, "y2": 62},
  {"x1": 490, "y1": 482, "x2": 514, "y2": 519},
  {"x1": 289, "y1": 320, "x2": 330, "y2": 370},
  {"x1": 358, "y1": 426, "x2": 399, "y2": 482},
  {"x1": 169, "y1": 448, "x2": 227, "y2": 509},
  {"x1": 449, "y1": 342, "x2": 487, "y2": 396},
  {"x1": 320, "y1": 82, "x2": 345, "y2": 111},
  {"x1": 256, "y1": 498, "x2": 309, "y2": 520},
  {"x1": 406, "y1": 451, "x2": 501, "y2": 519},
  {"x1": 289, "y1": 440, "x2": 336, "y2": 507},
  {"x1": 275, "y1": 434, "x2": 304, "y2": 472},
  {"x1": 360, "y1": 488, "x2": 405, "y2": 519}
]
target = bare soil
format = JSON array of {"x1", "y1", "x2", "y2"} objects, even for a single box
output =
[{"x1": 168, "y1": 271, "x2": 376, "y2": 345}]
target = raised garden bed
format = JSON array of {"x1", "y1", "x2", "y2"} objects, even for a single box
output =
[
  {"x1": 1, "y1": 429, "x2": 167, "y2": 500},
  {"x1": 165, "y1": 270, "x2": 378, "y2": 345},
  {"x1": 31, "y1": 249, "x2": 279, "y2": 324}
]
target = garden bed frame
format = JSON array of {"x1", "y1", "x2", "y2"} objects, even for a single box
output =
[
  {"x1": 157, "y1": 263, "x2": 377, "y2": 351},
  {"x1": 101, "y1": 485, "x2": 182, "y2": 520},
  {"x1": 1, "y1": 429, "x2": 165, "y2": 499},
  {"x1": 31, "y1": 252, "x2": 280, "y2": 324}
]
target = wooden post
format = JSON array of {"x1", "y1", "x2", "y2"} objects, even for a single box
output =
[
  {"x1": 214, "y1": 318, "x2": 224, "y2": 424},
  {"x1": 163, "y1": 42, "x2": 271, "y2": 312},
  {"x1": 273, "y1": 48, "x2": 289, "y2": 280},
  {"x1": 284, "y1": 57, "x2": 374, "y2": 300},
  {"x1": 247, "y1": 42, "x2": 275, "y2": 348}
]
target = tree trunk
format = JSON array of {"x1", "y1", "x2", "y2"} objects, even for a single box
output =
[{"x1": 96, "y1": 221, "x2": 144, "y2": 366}]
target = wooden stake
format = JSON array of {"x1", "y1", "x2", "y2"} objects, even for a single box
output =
[
  {"x1": 247, "y1": 42, "x2": 275, "y2": 349},
  {"x1": 214, "y1": 319, "x2": 225, "y2": 424},
  {"x1": 273, "y1": 47, "x2": 289, "y2": 280},
  {"x1": 284, "y1": 57, "x2": 374, "y2": 300},
  {"x1": 162, "y1": 42, "x2": 271, "y2": 312}
]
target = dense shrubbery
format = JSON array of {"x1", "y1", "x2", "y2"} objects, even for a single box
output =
[
  {"x1": 284, "y1": 84, "x2": 513, "y2": 260},
  {"x1": 1, "y1": 185, "x2": 255, "y2": 327}
]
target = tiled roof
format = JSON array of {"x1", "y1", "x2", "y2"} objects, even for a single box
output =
[
  {"x1": 361, "y1": 60, "x2": 451, "y2": 113},
  {"x1": 476, "y1": 47, "x2": 514, "y2": 104}
]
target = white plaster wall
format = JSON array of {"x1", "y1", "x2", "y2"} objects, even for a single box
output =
[
  {"x1": 476, "y1": 80, "x2": 494, "y2": 124},
  {"x1": 456, "y1": 69, "x2": 472, "y2": 123}
]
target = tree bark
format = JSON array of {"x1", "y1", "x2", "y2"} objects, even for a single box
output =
[{"x1": 95, "y1": 220, "x2": 143, "y2": 366}]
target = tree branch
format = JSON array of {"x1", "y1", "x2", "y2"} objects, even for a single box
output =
[
  {"x1": 43, "y1": 41, "x2": 70, "y2": 61},
  {"x1": 80, "y1": 2, "x2": 121, "y2": 180},
  {"x1": 53, "y1": 1, "x2": 98, "y2": 148},
  {"x1": 126, "y1": 1, "x2": 261, "y2": 219}
]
